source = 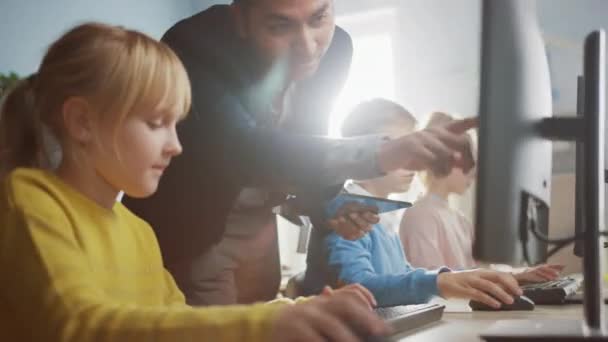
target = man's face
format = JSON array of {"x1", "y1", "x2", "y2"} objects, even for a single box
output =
[{"x1": 236, "y1": 0, "x2": 336, "y2": 81}]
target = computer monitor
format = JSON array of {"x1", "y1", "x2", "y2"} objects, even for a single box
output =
[
  {"x1": 573, "y1": 76, "x2": 608, "y2": 259},
  {"x1": 474, "y1": 0, "x2": 606, "y2": 339},
  {"x1": 473, "y1": 0, "x2": 553, "y2": 265},
  {"x1": 574, "y1": 76, "x2": 586, "y2": 258}
]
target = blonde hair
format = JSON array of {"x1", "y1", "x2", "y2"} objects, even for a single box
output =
[{"x1": 0, "y1": 22, "x2": 191, "y2": 178}]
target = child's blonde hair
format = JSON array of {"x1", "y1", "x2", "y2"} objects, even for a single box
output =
[{"x1": 0, "y1": 22, "x2": 191, "y2": 178}]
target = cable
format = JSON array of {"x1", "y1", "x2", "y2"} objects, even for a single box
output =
[
  {"x1": 544, "y1": 240, "x2": 575, "y2": 260},
  {"x1": 526, "y1": 229, "x2": 608, "y2": 264},
  {"x1": 528, "y1": 218, "x2": 608, "y2": 244},
  {"x1": 522, "y1": 213, "x2": 608, "y2": 264},
  {"x1": 520, "y1": 170, "x2": 608, "y2": 262}
]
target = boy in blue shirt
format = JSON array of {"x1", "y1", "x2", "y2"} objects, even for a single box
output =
[{"x1": 324, "y1": 99, "x2": 560, "y2": 308}]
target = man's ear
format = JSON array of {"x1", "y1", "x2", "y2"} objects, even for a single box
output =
[{"x1": 61, "y1": 96, "x2": 95, "y2": 145}]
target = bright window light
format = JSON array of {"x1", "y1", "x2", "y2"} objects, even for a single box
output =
[{"x1": 328, "y1": 34, "x2": 396, "y2": 137}]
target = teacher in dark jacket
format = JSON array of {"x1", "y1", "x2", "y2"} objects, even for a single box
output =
[{"x1": 125, "y1": 0, "x2": 476, "y2": 306}]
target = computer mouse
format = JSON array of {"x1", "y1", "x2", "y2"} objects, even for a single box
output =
[{"x1": 469, "y1": 295, "x2": 535, "y2": 311}]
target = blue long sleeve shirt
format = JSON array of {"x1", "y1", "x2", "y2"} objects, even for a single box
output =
[{"x1": 325, "y1": 184, "x2": 448, "y2": 307}]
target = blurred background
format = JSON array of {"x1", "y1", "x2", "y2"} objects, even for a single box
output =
[{"x1": 3, "y1": 0, "x2": 607, "y2": 278}]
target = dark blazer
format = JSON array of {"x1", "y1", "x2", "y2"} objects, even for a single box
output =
[{"x1": 124, "y1": 5, "x2": 354, "y2": 266}]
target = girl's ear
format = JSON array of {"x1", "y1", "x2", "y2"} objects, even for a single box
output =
[{"x1": 62, "y1": 97, "x2": 95, "y2": 145}]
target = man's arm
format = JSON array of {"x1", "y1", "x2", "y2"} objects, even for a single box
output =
[{"x1": 162, "y1": 23, "x2": 384, "y2": 191}]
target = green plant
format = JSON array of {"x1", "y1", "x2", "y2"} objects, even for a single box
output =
[{"x1": 0, "y1": 72, "x2": 21, "y2": 99}]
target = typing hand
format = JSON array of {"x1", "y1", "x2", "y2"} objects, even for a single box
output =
[
  {"x1": 327, "y1": 202, "x2": 380, "y2": 240},
  {"x1": 270, "y1": 290, "x2": 391, "y2": 342},
  {"x1": 321, "y1": 284, "x2": 378, "y2": 310},
  {"x1": 437, "y1": 269, "x2": 522, "y2": 309},
  {"x1": 513, "y1": 264, "x2": 565, "y2": 285},
  {"x1": 377, "y1": 117, "x2": 477, "y2": 177}
]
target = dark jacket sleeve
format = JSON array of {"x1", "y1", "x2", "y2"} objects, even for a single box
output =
[{"x1": 162, "y1": 21, "x2": 382, "y2": 191}]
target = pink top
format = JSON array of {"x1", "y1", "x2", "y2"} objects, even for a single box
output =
[{"x1": 400, "y1": 193, "x2": 476, "y2": 270}]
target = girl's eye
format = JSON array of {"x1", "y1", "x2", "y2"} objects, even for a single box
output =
[{"x1": 147, "y1": 120, "x2": 163, "y2": 129}]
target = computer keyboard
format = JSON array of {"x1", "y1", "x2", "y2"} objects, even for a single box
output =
[
  {"x1": 521, "y1": 274, "x2": 582, "y2": 304},
  {"x1": 375, "y1": 304, "x2": 427, "y2": 320},
  {"x1": 564, "y1": 290, "x2": 608, "y2": 304},
  {"x1": 374, "y1": 303, "x2": 445, "y2": 334}
]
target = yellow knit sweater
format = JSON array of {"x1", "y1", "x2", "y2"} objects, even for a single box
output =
[{"x1": 0, "y1": 168, "x2": 282, "y2": 342}]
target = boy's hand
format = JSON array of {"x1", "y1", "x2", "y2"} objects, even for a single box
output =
[
  {"x1": 513, "y1": 264, "x2": 564, "y2": 285},
  {"x1": 327, "y1": 202, "x2": 380, "y2": 240},
  {"x1": 270, "y1": 290, "x2": 390, "y2": 342},
  {"x1": 437, "y1": 269, "x2": 522, "y2": 309}
]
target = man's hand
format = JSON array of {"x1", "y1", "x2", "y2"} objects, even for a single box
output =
[
  {"x1": 513, "y1": 264, "x2": 564, "y2": 285},
  {"x1": 327, "y1": 202, "x2": 379, "y2": 240},
  {"x1": 377, "y1": 117, "x2": 477, "y2": 176},
  {"x1": 437, "y1": 269, "x2": 522, "y2": 309}
]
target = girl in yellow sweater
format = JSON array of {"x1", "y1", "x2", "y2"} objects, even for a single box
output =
[{"x1": 0, "y1": 23, "x2": 387, "y2": 342}]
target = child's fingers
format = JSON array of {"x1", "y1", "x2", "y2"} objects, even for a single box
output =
[
  {"x1": 321, "y1": 286, "x2": 333, "y2": 296},
  {"x1": 535, "y1": 267, "x2": 560, "y2": 280},
  {"x1": 547, "y1": 264, "x2": 565, "y2": 271},
  {"x1": 484, "y1": 271, "x2": 522, "y2": 296},
  {"x1": 340, "y1": 284, "x2": 377, "y2": 308},
  {"x1": 466, "y1": 287, "x2": 501, "y2": 309},
  {"x1": 328, "y1": 297, "x2": 391, "y2": 337},
  {"x1": 470, "y1": 277, "x2": 514, "y2": 305}
]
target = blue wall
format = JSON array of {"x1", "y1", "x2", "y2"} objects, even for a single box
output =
[
  {"x1": 190, "y1": 0, "x2": 229, "y2": 13},
  {"x1": 0, "y1": 0, "x2": 196, "y2": 75}
]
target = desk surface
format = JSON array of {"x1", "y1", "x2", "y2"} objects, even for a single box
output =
[{"x1": 394, "y1": 304, "x2": 591, "y2": 341}]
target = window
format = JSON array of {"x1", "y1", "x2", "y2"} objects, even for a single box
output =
[{"x1": 329, "y1": 8, "x2": 398, "y2": 137}]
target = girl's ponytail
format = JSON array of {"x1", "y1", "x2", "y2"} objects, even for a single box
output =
[{"x1": 0, "y1": 74, "x2": 48, "y2": 179}]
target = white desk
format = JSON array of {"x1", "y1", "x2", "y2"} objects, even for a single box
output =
[{"x1": 394, "y1": 304, "x2": 594, "y2": 341}]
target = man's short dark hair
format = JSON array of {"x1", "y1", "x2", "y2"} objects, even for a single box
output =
[{"x1": 233, "y1": 0, "x2": 253, "y2": 9}]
